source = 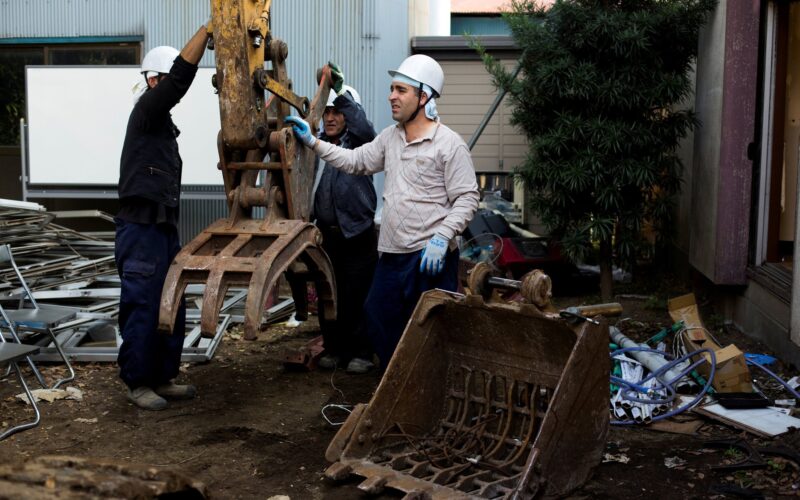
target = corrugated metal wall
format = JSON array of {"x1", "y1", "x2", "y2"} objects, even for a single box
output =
[
  {"x1": 1, "y1": 0, "x2": 409, "y2": 129},
  {"x1": 141, "y1": 0, "x2": 215, "y2": 68},
  {"x1": 179, "y1": 196, "x2": 228, "y2": 244},
  {"x1": 0, "y1": 0, "x2": 144, "y2": 38},
  {"x1": 2, "y1": 0, "x2": 409, "y2": 239},
  {"x1": 271, "y1": 0, "x2": 408, "y2": 131}
]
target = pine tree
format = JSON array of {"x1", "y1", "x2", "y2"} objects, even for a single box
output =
[{"x1": 478, "y1": 0, "x2": 716, "y2": 299}]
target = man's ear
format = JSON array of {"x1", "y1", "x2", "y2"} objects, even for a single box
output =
[{"x1": 420, "y1": 91, "x2": 430, "y2": 107}]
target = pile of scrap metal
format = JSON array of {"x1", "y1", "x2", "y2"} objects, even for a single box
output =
[
  {"x1": 325, "y1": 262, "x2": 611, "y2": 499},
  {"x1": 0, "y1": 198, "x2": 293, "y2": 363}
]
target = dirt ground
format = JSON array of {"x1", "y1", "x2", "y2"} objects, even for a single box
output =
[{"x1": 2, "y1": 294, "x2": 800, "y2": 499}]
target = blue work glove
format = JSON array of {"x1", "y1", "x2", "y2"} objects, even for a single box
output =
[
  {"x1": 284, "y1": 115, "x2": 316, "y2": 148},
  {"x1": 328, "y1": 61, "x2": 344, "y2": 95},
  {"x1": 419, "y1": 234, "x2": 448, "y2": 276}
]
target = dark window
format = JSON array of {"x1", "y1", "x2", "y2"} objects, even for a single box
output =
[
  {"x1": 49, "y1": 45, "x2": 138, "y2": 65},
  {"x1": 477, "y1": 172, "x2": 514, "y2": 202},
  {"x1": 0, "y1": 43, "x2": 138, "y2": 146}
]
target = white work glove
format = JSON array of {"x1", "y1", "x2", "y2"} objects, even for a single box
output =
[
  {"x1": 419, "y1": 234, "x2": 448, "y2": 276},
  {"x1": 285, "y1": 116, "x2": 316, "y2": 148}
]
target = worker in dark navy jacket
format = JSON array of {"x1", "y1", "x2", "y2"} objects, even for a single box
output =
[
  {"x1": 115, "y1": 25, "x2": 209, "y2": 410},
  {"x1": 313, "y1": 63, "x2": 378, "y2": 374}
]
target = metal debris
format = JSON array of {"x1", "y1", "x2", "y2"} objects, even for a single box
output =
[{"x1": 0, "y1": 199, "x2": 293, "y2": 363}]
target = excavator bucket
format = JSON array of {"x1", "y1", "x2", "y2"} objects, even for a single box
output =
[
  {"x1": 325, "y1": 272, "x2": 609, "y2": 498},
  {"x1": 158, "y1": 0, "x2": 337, "y2": 339}
]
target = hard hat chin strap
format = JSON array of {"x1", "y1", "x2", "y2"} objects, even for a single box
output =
[{"x1": 406, "y1": 82, "x2": 426, "y2": 123}]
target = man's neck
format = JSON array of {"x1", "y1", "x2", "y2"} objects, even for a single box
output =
[{"x1": 402, "y1": 115, "x2": 436, "y2": 143}]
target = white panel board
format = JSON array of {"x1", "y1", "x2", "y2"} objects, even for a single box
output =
[{"x1": 26, "y1": 66, "x2": 221, "y2": 186}]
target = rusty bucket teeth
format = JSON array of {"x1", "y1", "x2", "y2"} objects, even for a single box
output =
[
  {"x1": 158, "y1": 219, "x2": 335, "y2": 340},
  {"x1": 325, "y1": 288, "x2": 610, "y2": 499}
]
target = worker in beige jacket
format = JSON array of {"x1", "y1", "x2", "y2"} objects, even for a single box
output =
[{"x1": 286, "y1": 54, "x2": 479, "y2": 370}]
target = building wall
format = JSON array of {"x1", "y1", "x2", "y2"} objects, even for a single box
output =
[
  {"x1": 0, "y1": 0, "x2": 411, "y2": 238},
  {"x1": 687, "y1": 1, "x2": 800, "y2": 363},
  {"x1": 0, "y1": 0, "x2": 410, "y2": 136},
  {"x1": 451, "y1": 17, "x2": 511, "y2": 36},
  {"x1": 272, "y1": 0, "x2": 409, "y2": 132},
  {"x1": 417, "y1": 38, "x2": 537, "y2": 230},
  {"x1": 435, "y1": 59, "x2": 525, "y2": 173},
  {"x1": 688, "y1": 1, "x2": 726, "y2": 282}
]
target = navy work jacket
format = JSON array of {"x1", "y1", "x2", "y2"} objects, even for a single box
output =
[
  {"x1": 118, "y1": 55, "x2": 198, "y2": 208},
  {"x1": 313, "y1": 92, "x2": 378, "y2": 238}
]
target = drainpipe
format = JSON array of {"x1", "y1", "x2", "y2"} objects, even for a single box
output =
[{"x1": 468, "y1": 63, "x2": 522, "y2": 150}]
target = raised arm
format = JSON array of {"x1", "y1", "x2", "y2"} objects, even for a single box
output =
[
  {"x1": 181, "y1": 25, "x2": 211, "y2": 65},
  {"x1": 137, "y1": 25, "x2": 209, "y2": 120}
]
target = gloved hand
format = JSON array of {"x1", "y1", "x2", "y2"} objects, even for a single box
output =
[
  {"x1": 328, "y1": 61, "x2": 344, "y2": 95},
  {"x1": 419, "y1": 234, "x2": 448, "y2": 276},
  {"x1": 285, "y1": 116, "x2": 316, "y2": 148}
]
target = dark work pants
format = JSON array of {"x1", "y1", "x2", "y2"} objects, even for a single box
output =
[
  {"x1": 319, "y1": 225, "x2": 378, "y2": 361},
  {"x1": 115, "y1": 219, "x2": 185, "y2": 390},
  {"x1": 364, "y1": 248, "x2": 459, "y2": 370}
]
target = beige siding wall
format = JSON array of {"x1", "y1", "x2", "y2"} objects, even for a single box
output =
[{"x1": 435, "y1": 59, "x2": 526, "y2": 173}]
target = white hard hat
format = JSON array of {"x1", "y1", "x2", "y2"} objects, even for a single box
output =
[
  {"x1": 141, "y1": 46, "x2": 179, "y2": 77},
  {"x1": 327, "y1": 85, "x2": 361, "y2": 107},
  {"x1": 388, "y1": 54, "x2": 444, "y2": 97}
]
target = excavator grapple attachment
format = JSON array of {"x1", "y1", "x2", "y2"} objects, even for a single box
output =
[
  {"x1": 325, "y1": 271, "x2": 609, "y2": 499},
  {"x1": 158, "y1": 0, "x2": 336, "y2": 339}
]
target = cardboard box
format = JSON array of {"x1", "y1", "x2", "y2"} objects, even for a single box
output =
[{"x1": 668, "y1": 293, "x2": 752, "y2": 393}]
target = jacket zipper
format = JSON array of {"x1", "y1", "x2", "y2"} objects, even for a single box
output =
[{"x1": 147, "y1": 166, "x2": 170, "y2": 177}]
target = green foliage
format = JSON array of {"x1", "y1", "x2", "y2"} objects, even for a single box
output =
[
  {"x1": 643, "y1": 294, "x2": 666, "y2": 311},
  {"x1": 724, "y1": 447, "x2": 743, "y2": 460},
  {"x1": 767, "y1": 459, "x2": 786, "y2": 472},
  {"x1": 476, "y1": 0, "x2": 716, "y2": 278}
]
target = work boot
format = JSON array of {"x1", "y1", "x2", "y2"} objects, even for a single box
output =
[
  {"x1": 318, "y1": 354, "x2": 341, "y2": 370},
  {"x1": 127, "y1": 387, "x2": 168, "y2": 411},
  {"x1": 154, "y1": 381, "x2": 197, "y2": 400},
  {"x1": 346, "y1": 357, "x2": 375, "y2": 374}
]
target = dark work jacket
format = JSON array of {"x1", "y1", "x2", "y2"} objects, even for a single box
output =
[
  {"x1": 118, "y1": 55, "x2": 198, "y2": 209},
  {"x1": 313, "y1": 92, "x2": 377, "y2": 239}
]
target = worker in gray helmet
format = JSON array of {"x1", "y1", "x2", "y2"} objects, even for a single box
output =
[
  {"x1": 312, "y1": 62, "x2": 378, "y2": 374},
  {"x1": 286, "y1": 54, "x2": 479, "y2": 370},
  {"x1": 115, "y1": 25, "x2": 209, "y2": 411}
]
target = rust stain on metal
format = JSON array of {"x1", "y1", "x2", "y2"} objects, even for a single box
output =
[
  {"x1": 325, "y1": 271, "x2": 609, "y2": 498},
  {"x1": 159, "y1": 0, "x2": 336, "y2": 340}
]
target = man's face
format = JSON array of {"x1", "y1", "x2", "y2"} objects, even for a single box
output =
[
  {"x1": 147, "y1": 74, "x2": 167, "y2": 89},
  {"x1": 323, "y1": 106, "x2": 346, "y2": 139},
  {"x1": 389, "y1": 81, "x2": 426, "y2": 123}
]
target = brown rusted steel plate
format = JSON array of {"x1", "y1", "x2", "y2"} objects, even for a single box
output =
[
  {"x1": 325, "y1": 289, "x2": 609, "y2": 499},
  {"x1": 159, "y1": 218, "x2": 335, "y2": 340},
  {"x1": 211, "y1": 0, "x2": 268, "y2": 150}
]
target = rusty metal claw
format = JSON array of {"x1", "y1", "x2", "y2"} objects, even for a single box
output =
[{"x1": 159, "y1": 0, "x2": 336, "y2": 340}]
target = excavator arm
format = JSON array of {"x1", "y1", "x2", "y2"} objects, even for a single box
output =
[{"x1": 158, "y1": 0, "x2": 336, "y2": 340}]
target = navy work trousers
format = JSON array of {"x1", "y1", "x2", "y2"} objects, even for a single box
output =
[
  {"x1": 115, "y1": 219, "x2": 185, "y2": 390},
  {"x1": 364, "y1": 248, "x2": 459, "y2": 369},
  {"x1": 318, "y1": 225, "x2": 378, "y2": 361}
]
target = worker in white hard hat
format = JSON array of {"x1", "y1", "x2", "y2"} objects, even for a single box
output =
[
  {"x1": 286, "y1": 54, "x2": 479, "y2": 370},
  {"x1": 115, "y1": 24, "x2": 210, "y2": 411},
  {"x1": 311, "y1": 62, "x2": 378, "y2": 374}
]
